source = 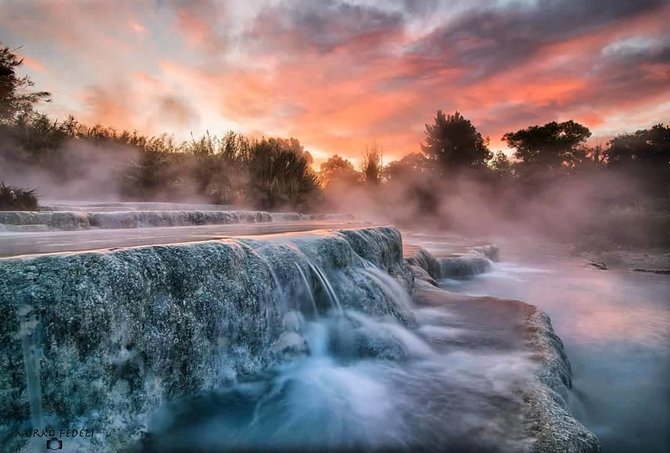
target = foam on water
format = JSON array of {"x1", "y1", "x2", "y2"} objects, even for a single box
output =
[{"x1": 140, "y1": 254, "x2": 536, "y2": 452}]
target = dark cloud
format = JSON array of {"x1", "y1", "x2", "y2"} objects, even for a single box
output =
[
  {"x1": 479, "y1": 101, "x2": 566, "y2": 137},
  {"x1": 602, "y1": 37, "x2": 670, "y2": 65},
  {"x1": 409, "y1": 0, "x2": 668, "y2": 81},
  {"x1": 476, "y1": 38, "x2": 670, "y2": 139},
  {"x1": 585, "y1": 41, "x2": 670, "y2": 108},
  {"x1": 247, "y1": 0, "x2": 405, "y2": 56}
]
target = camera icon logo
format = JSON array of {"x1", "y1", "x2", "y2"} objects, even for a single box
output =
[{"x1": 45, "y1": 437, "x2": 63, "y2": 450}]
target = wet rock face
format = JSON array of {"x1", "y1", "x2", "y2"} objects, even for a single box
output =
[
  {"x1": 522, "y1": 309, "x2": 600, "y2": 453},
  {"x1": 0, "y1": 227, "x2": 599, "y2": 452},
  {"x1": 1, "y1": 242, "x2": 285, "y2": 449},
  {"x1": 0, "y1": 210, "x2": 355, "y2": 231},
  {"x1": 406, "y1": 247, "x2": 441, "y2": 281},
  {"x1": 407, "y1": 244, "x2": 599, "y2": 453},
  {"x1": 0, "y1": 211, "x2": 90, "y2": 230},
  {"x1": 439, "y1": 254, "x2": 494, "y2": 278},
  {"x1": 406, "y1": 244, "x2": 497, "y2": 280},
  {"x1": 471, "y1": 244, "x2": 500, "y2": 261},
  {"x1": 338, "y1": 227, "x2": 413, "y2": 290},
  {"x1": 0, "y1": 210, "x2": 277, "y2": 230},
  {"x1": 87, "y1": 210, "x2": 274, "y2": 229},
  {"x1": 411, "y1": 282, "x2": 600, "y2": 453},
  {"x1": 0, "y1": 226, "x2": 412, "y2": 449}
]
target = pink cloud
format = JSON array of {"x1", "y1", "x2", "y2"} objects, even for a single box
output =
[{"x1": 1, "y1": 0, "x2": 668, "y2": 164}]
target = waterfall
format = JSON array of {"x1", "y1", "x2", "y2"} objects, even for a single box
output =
[
  {"x1": 307, "y1": 261, "x2": 344, "y2": 315},
  {"x1": 0, "y1": 226, "x2": 597, "y2": 452},
  {"x1": 295, "y1": 263, "x2": 319, "y2": 318},
  {"x1": 361, "y1": 267, "x2": 413, "y2": 313}
]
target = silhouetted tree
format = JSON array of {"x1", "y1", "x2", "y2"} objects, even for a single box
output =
[
  {"x1": 421, "y1": 110, "x2": 492, "y2": 172},
  {"x1": 605, "y1": 124, "x2": 670, "y2": 168},
  {"x1": 0, "y1": 43, "x2": 50, "y2": 124},
  {"x1": 206, "y1": 132, "x2": 250, "y2": 204},
  {"x1": 319, "y1": 154, "x2": 359, "y2": 188},
  {"x1": 383, "y1": 153, "x2": 429, "y2": 182},
  {"x1": 502, "y1": 120, "x2": 591, "y2": 173},
  {"x1": 361, "y1": 141, "x2": 383, "y2": 185},
  {"x1": 245, "y1": 137, "x2": 318, "y2": 209},
  {"x1": 604, "y1": 124, "x2": 670, "y2": 197},
  {"x1": 489, "y1": 151, "x2": 514, "y2": 175},
  {"x1": 586, "y1": 144, "x2": 607, "y2": 166}
]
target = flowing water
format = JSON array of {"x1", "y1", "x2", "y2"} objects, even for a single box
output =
[
  {"x1": 4, "y1": 224, "x2": 647, "y2": 452},
  {"x1": 139, "y1": 255, "x2": 536, "y2": 452},
  {"x1": 441, "y1": 255, "x2": 670, "y2": 453}
]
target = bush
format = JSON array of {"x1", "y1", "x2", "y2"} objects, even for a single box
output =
[{"x1": 0, "y1": 181, "x2": 38, "y2": 210}]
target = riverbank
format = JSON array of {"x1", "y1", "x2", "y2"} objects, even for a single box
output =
[{"x1": 575, "y1": 247, "x2": 670, "y2": 274}]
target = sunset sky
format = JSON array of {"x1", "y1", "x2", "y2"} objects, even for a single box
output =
[{"x1": 1, "y1": 0, "x2": 669, "y2": 164}]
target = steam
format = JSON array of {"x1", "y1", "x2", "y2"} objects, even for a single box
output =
[
  {"x1": 318, "y1": 167, "x2": 666, "y2": 248},
  {"x1": 0, "y1": 138, "x2": 139, "y2": 202}
]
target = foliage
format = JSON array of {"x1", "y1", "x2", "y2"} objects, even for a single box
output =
[
  {"x1": 0, "y1": 43, "x2": 50, "y2": 124},
  {"x1": 384, "y1": 153, "x2": 429, "y2": 182},
  {"x1": 0, "y1": 58, "x2": 317, "y2": 209},
  {"x1": 0, "y1": 181, "x2": 38, "y2": 210},
  {"x1": 361, "y1": 141, "x2": 383, "y2": 185},
  {"x1": 605, "y1": 124, "x2": 670, "y2": 167},
  {"x1": 0, "y1": 43, "x2": 667, "y2": 226},
  {"x1": 319, "y1": 154, "x2": 359, "y2": 188},
  {"x1": 604, "y1": 124, "x2": 670, "y2": 197},
  {"x1": 489, "y1": 151, "x2": 514, "y2": 175},
  {"x1": 502, "y1": 120, "x2": 591, "y2": 173},
  {"x1": 421, "y1": 110, "x2": 492, "y2": 171},
  {"x1": 243, "y1": 137, "x2": 319, "y2": 209}
]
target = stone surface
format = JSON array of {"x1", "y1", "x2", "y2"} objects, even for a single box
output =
[
  {"x1": 0, "y1": 226, "x2": 599, "y2": 452},
  {"x1": 0, "y1": 226, "x2": 413, "y2": 451},
  {"x1": 0, "y1": 210, "x2": 356, "y2": 231},
  {"x1": 406, "y1": 243, "x2": 497, "y2": 279}
]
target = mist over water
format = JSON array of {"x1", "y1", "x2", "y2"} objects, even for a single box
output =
[
  {"x1": 441, "y1": 255, "x2": 670, "y2": 453},
  {"x1": 1, "y1": 4, "x2": 668, "y2": 451},
  {"x1": 139, "y1": 260, "x2": 536, "y2": 452}
]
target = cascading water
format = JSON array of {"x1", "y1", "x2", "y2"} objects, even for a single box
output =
[
  {"x1": 137, "y1": 244, "x2": 536, "y2": 452},
  {"x1": 307, "y1": 261, "x2": 344, "y2": 315},
  {"x1": 0, "y1": 227, "x2": 596, "y2": 452},
  {"x1": 294, "y1": 263, "x2": 319, "y2": 318}
]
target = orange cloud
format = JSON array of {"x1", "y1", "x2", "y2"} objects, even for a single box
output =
[
  {"x1": 1, "y1": 0, "x2": 668, "y2": 165},
  {"x1": 21, "y1": 55, "x2": 46, "y2": 73}
]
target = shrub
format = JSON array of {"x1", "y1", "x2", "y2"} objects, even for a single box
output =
[{"x1": 0, "y1": 181, "x2": 38, "y2": 210}]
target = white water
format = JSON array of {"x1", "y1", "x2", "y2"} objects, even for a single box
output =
[
  {"x1": 441, "y1": 259, "x2": 670, "y2": 453},
  {"x1": 142, "y1": 259, "x2": 537, "y2": 452}
]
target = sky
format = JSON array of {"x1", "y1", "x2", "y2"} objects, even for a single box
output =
[{"x1": 1, "y1": 0, "x2": 669, "y2": 165}]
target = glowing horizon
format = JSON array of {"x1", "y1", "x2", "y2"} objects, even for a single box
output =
[{"x1": 2, "y1": 0, "x2": 669, "y2": 165}]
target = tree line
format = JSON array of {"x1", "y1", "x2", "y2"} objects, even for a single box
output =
[
  {"x1": 1, "y1": 43, "x2": 319, "y2": 209},
  {"x1": 322, "y1": 110, "x2": 669, "y2": 199},
  {"x1": 1, "y1": 42, "x2": 668, "y2": 217}
]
